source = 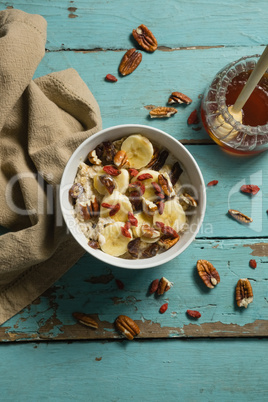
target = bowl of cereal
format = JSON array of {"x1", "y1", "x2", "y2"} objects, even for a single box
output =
[{"x1": 60, "y1": 124, "x2": 206, "y2": 269}]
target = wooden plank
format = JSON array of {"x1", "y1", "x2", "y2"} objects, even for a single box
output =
[
  {"x1": 33, "y1": 45, "x2": 265, "y2": 142},
  {"x1": 2, "y1": 1, "x2": 267, "y2": 49},
  {"x1": 1, "y1": 339, "x2": 268, "y2": 401},
  {"x1": 1, "y1": 238, "x2": 268, "y2": 341}
]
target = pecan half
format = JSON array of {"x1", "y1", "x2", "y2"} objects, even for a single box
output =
[
  {"x1": 103, "y1": 141, "x2": 116, "y2": 162},
  {"x1": 72, "y1": 312, "x2": 98, "y2": 329},
  {"x1": 196, "y1": 260, "x2": 220, "y2": 289},
  {"x1": 87, "y1": 196, "x2": 100, "y2": 218},
  {"x1": 149, "y1": 279, "x2": 159, "y2": 294},
  {"x1": 88, "y1": 149, "x2": 102, "y2": 165},
  {"x1": 179, "y1": 193, "x2": 198, "y2": 210},
  {"x1": 169, "y1": 162, "x2": 183, "y2": 186},
  {"x1": 142, "y1": 243, "x2": 160, "y2": 258},
  {"x1": 158, "y1": 174, "x2": 172, "y2": 197},
  {"x1": 158, "y1": 235, "x2": 179, "y2": 250},
  {"x1": 114, "y1": 150, "x2": 129, "y2": 169},
  {"x1": 115, "y1": 315, "x2": 140, "y2": 340},
  {"x1": 140, "y1": 224, "x2": 161, "y2": 241},
  {"x1": 127, "y1": 237, "x2": 141, "y2": 259},
  {"x1": 119, "y1": 48, "x2": 142, "y2": 76},
  {"x1": 149, "y1": 106, "x2": 177, "y2": 118},
  {"x1": 69, "y1": 183, "x2": 83, "y2": 199},
  {"x1": 148, "y1": 149, "x2": 169, "y2": 171},
  {"x1": 236, "y1": 279, "x2": 253, "y2": 308},
  {"x1": 132, "y1": 24, "x2": 157, "y2": 52},
  {"x1": 168, "y1": 92, "x2": 192, "y2": 105},
  {"x1": 99, "y1": 175, "x2": 115, "y2": 195},
  {"x1": 228, "y1": 209, "x2": 253, "y2": 224},
  {"x1": 157, "y1": 277, "x2": 173, "y2": 295}
]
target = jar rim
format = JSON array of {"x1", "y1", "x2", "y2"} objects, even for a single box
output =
[{"x1": 217, "y1": 54, "x2": 268, "y2": 135}]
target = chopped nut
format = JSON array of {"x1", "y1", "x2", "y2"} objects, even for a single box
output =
[
  {"x1": 179, "y1": 193, "x2": 198, "y2": 210},
  {"x1": 149, "y1": 106, "x2": 177, "y2": 118},
  {"x1": 168, "y1": 92, "x2": 192, "y2": 105},
  {"x1": 236, "y1": 278, "x2": 253, "y2": 308},
  {"x1": 140, "y1": 224, "x2": 161, "y2": 243},
  {"x1": 228, "y1": 209, "x2": 253, "y2": 224},
  {"x1": 72, "y1": 312, "x2": 99, "y2": 329},
  {"x1": 115, "y1": 315, "x2": 140, "y2": 340},
  {"x1": 158, "y1": 173, "x2": 172, "y2": 197},
  {"x1": 127, "y1": 237, "x2": 141, "y2": 259},
  {"x1": 88, "y1": 150, "x2": 102, "y2": 165},
  {"x1": 157, "y1": 277, "x2": 173, "y2": 295},
  {"x1": 142, "y1": 198, "x2": 158, "y2": 215},
  {"x1": 196, "y1": 260, "x2": 220, "y2": 289},
  {"x1": 132, "y1": 24, "x2": 158, "y2": 52},
  {"x1": 69, "y1": 183, "x2": 83, "y2": 199},
  {"x1": 158, "y1": 235, "x2": 179, "y2": 250},
  {"x1": 142, "y1": 243, "x2": 160, "y2": 258},
  {"x1": 99, "y1": 175, "x2": 115, "y2": 195},
  {"x1": 114, "y1": 150, "x2": 129, "y2": 168}
]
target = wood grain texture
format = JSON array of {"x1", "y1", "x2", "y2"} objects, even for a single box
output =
[
  {"x1": 1, "y1": 238, "x2": 267, "y2": 341},
  {"x1": 32, "y1": 45, "x2": 265, "y2": 142},
  {"x1": 1, "y1": 1, "x2": 267, "y2": 49},
  {"x1": 1, "y1": 339, "x2": 268, "y2": 401}
]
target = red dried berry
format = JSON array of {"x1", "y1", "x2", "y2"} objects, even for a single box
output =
[
  {"x1": 151, "y1": 182, "x2": 162, "y2": 194},
  {"x1": 128, "y1": 168, "x2": 139, "y2": 177},
  {"x1": 149, "y1": 279, "x2": 159, "y2": 294},
  {"x1": 121, "y1": 225, "x2": 131, "y2": 238},
  {"x1": 249, "y1": 259, "x2": 257, "y2": 269},
  {"x1": 103, "y1": 165, "x2": 121, "y2": 176},
  {"x1": 207, "y1": 180, "x2": 218, "y2": 186},
  {"x1": 157, "y1": 201, "x2": 165, "y2": 215},
  {"x1": 155, "y1": 221, "x2": 179, "y2": 238},
  {"x1": 128, "y1": 212, "x2": 138, "y2": 227},
  {"x1": 186, "y1": 309, "x2": 201, "y2": 319},
  {"x1": 137, "y1": 173, "x2": 153, "y2": 181},
  {"x1": 115, "y1": 279, "x2": 124, "y2": 289},
  {"x1": 240, "y1": 185, "x2": 260, "y2": 195},
  {"x1": 101, "y1": 202, "x2": 120, "y2": 217},
  {"x1": 105, "y1": 74, "x2": 117, "y2": 82},
  {"x1": 187, "y1": 109, "x2": 199, "y2": 125},
  {"x1": 159, "y1": 303, "x2": 168, "y2": 314}
]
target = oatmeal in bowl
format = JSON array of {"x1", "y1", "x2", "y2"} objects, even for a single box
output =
[{"x1": 60, "y1": 125, "x2": 206, "y2": 269}]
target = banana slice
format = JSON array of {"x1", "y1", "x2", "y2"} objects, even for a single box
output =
[
  {"x1": 101, "y1": 221, "x2": 132, "y2": 257},
  {"x1": 131, "y1": 169, "x2": 159, "y2": 201},
  {"x1": 100, "y1": 190, "x2": 133, "y2": 222},
  {"x1": 153, "y1": 198, "x2": 186, "y2": 233},
  {"x1": 114, "y1": 169, "x2": 129, "y2": 194},
  {"x1": 132, "y1": 212, "x2": 153, "y2": 237},
  {"x1": 121, "y1": 134, "x2": 154, "y2": 169},
  {"x1": 94, "y1": 169, "x2": 129, "y2": 195}
]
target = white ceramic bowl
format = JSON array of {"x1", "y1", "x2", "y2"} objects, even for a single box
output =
[{"x1": 60, "y1": 124, "x2": 206, "y2": 269}]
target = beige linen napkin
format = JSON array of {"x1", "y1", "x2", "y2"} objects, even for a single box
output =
[{"x1": 0, "y1": 9, "x2": 102, "y2": 324}]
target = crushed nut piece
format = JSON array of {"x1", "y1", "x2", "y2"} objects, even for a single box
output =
[
  {"x1": 150, "y1": 106, "x2": 177, "y2": 118},
  {"x1": 157, "y1": 277, "x2": 173, "y2": 295},
  {"x1": 228, "y1": 209, "x2": 253, "y2": 224},
  {"x1": 168, "y1": 92, "x2": 192, "y2": 105},
  {"x1": 72, "y1": 312, "x2": 99, "y2": 329}
]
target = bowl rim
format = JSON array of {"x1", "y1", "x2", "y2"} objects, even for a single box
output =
[{"x1": 60, "y1": 124, "x2": 206, "y2": 269}]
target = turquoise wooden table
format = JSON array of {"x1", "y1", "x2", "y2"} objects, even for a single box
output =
[{"x1": 1, "y1": 1, "x2": 268, "y2": 400}]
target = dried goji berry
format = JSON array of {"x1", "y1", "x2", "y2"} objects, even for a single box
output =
[
  {"x1": 207, "y1": 180, "x2": 218, "y2": 186},
  {"x1": 155, "y1": 221, "x2": 179, "y2": 238},
  {"x1": 159, "y1": 303, "x2": 168, "y2": 314},
  {"x1": 249, "y1": 259, "x2": 257, "y2": 269},
  {"x1": 128, "y1": 212, "x2": 138, "y2": 227},
  {"x1": 240, "y1": 185, "x2": 260, "y2": 195},
  {"x1": 103, "y1": 165, "x2": 121, "y2": 176},
  {"x1": 128, "y1": 168, "x2": 139, "y2": 177},
  {"x1": 186, "y1": 309, "x2": 201, "y2": 318},
  {"x1": 124, "y1": 221, "x2": 131, "y2": 230},
  {"x1": 149, "y1": 279, "x2": 159, "y2": 294},
  {"x1": 101, "y1": 202, "x2": 120, "y2": 217},
  {"x1": 121, "y1": 225, "x2": 131, "y2": 238},
  {"x1": 151, "y1": 181, "x2": 162, "y2": 194},
  {"x1": 105, "y1": 74, "x2": 117, "y2": 82},
  {"x1": 137, "y1": 173, "x2": 153, "y2": 181},
  {"x1": 115, "y1": 279, "x2": 124, "y2": 289},
  {"x1": 157, "y1": 201, "x2": 165, "y2": 215},
  {"x1": 187, "y1": 109, "x2": 199, "y2": 125},
  {"x1": 129, "y1": 181, "x2": 145, "y2": 195}
]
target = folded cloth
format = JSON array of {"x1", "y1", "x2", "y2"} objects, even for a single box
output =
[{"x1": 0, "y1": 9, "x2": 102, "y2": 324}]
